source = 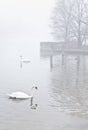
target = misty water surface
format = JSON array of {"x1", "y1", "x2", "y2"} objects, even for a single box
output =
[{"x1": 0, "y1": 45, "x2": 88, "y2": 130}]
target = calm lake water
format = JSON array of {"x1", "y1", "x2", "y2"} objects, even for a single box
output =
[{"x1": 0, "y1": 44, "x2": 88, "y2": 130}]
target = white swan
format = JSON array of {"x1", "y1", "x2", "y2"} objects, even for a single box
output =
[
  {"x1": 7, "y1": 86, "x2": 38, "y2": 99},
  {"x1": 20, "y1": 56, "x2": 31, "y2": 63}
]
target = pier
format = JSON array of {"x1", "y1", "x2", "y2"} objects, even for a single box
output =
[{"x1": 40, "y1": 42, "x2": 88, "y2": 68}]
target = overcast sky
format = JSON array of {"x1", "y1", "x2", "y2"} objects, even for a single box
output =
[
  {"x1": 0, "y1": 0, "x2": 54, "y2": 42},
  {"x1": 0, "y1": 0, "x2": 55, "y2": 61}
]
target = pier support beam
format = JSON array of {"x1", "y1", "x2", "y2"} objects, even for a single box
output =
[
  {"x1": 50, "y1": 55, "x2": 53, "y2": 68},
  {"x1": 62, "y1": 52, "x2": 65, "y2": 65}
]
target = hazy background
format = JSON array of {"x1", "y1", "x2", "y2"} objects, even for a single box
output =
[
  {"x1": 0, "y1": 0, "x2": 54, "y2": 61},
  {"x1": 1, "y1": 1, "x2": 88, "y2": 130}
]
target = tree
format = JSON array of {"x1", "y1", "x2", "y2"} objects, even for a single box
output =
[{"x1": 51, "y1": 0, "x2": 88, "y2": 46}]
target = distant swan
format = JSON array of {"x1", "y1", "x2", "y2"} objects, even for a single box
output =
[
  {"x1": 20, "y1": 55, "x2": 31, "y2": 63},
  {"x1": 7, "y1": 86, "x2": 38, "y2": 99}
]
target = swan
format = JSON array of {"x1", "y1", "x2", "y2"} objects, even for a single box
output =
[
  {"x1": 20, "y1": 56, "x2": 31, "y2": 63},
  {"x1": 7, "y1": 86, "x2": 38, "y2": 99}
]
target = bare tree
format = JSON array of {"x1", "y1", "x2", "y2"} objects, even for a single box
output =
[
  {"x1": 51, "y1": 0, "x2": 88, "y2": 46},
  {"x1": 71, "y1": 0, "x2": 88, "y2": 46}
]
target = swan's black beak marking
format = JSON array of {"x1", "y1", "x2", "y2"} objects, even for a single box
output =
[{"x1": 35, "y1": 87, "x2": 38, "y2": 90}]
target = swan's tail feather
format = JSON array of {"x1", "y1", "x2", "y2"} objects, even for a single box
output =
[{"x1": 7, "y1": 94, "x2": 16, "y2": 99}]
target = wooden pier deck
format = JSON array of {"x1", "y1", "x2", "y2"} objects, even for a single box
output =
[
  {"x1": 40, "y1": 42, "x2": 88, "y2": 68},
  {"x1": 40, "y1": 42, "x2": 88, "y2": 57}
]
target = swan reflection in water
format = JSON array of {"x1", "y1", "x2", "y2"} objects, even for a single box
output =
[
  {"x1": 30, "y1": 97, "x2": 38, "y2": 109},
  {"x1": 8, "y1": 96, "x2": 38, "y2": 110}
]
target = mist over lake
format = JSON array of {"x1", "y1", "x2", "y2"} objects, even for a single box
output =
[{"x1": 0, "y1": 0, "x2": 88, "y2": 130}]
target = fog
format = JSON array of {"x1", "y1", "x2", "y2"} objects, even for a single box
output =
[
  {"x1": 0, "y1": 0, "x2": 54, "y2": 61},
  {"x1": 1, "y1": 1, "x2": 88, "y2": 130}
]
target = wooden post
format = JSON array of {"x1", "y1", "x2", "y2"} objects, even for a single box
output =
[
  {"x1": 76, "y1": 56, "x2": 80, "y2": 71},
  {"x1": 50, "y1": 55, "x2": 53, "y2": 68},
  {"x1": 62, "y1": 52, "x2": 65, "y2": 65}
]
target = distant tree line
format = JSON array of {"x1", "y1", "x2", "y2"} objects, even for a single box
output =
[{"x1": 51, "y1": 0, "x2": 88, "y2": 46}]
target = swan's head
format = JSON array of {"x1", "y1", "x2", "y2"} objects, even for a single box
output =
[{"x1": 31, "y1": 86, "x2": 38, "y2": 90}]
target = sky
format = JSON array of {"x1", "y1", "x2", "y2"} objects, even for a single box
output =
[
  {"x1": 0, "y1": 0, "x2": 55, "y2": 62},
  {"x1": 0, "y1": 0, "x2": 55, "y2": 42}
]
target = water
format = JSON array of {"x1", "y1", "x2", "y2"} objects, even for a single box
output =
[{"x1": 0, "y1": 45, "x2": 88, "y2": 130}]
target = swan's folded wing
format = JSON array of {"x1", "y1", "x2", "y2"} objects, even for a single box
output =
[{"x1": 7, "y1": 92, "x2": 31, "y2": 99}]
